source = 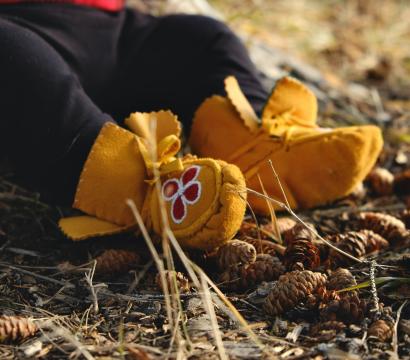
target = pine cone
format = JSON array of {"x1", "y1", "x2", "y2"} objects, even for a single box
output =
[
  {"x1": 241, "y1": 236, "x2": 285, "y2": 257},
  {"x1": 238, "y1": 220, "x2": 291, "y2": 241},
  {"x1": 358, "y1": 212, "x2": 407, "y2": 243},
  {"x1": 349, "y1": 182, "x2": 367, "y2": 200},
  {"x1": 327, "y1": 231, "x2": 367, "y2": 267},
  {"x1": 95, "y1": 249, "x2": 140, "y2": 275},
  {"x1": 397, "y1": 253, "x2": 410, "y2": 269},
  {"x1": 313, "y1": 239, "x2": 330, "y2": 262},
  {"x1": 263, "y1": 270, "x2": 327, "y2": 315},
  {"x1": 269, "y1": 217, "x2": 297, "y2": 236},
  {"x1": 327, "y1": 268, "x2": 357, "y2": 290},
  {"x1": 310, "y1": 321, "x2": 346, "y2": 336},
  {"x1": 238, "y1": 221, "x2": 261, "y2": 239},
  {"x1": 219, "y1": 254, "x2": 285, "y2": 291},
  {"x1": 359, "y1": 229, "x2": 389, "y2": 253},
  {"x1": 367, "y1": 167, "x2": 394, "y2": 195},
  {"x1": 216, "y1": 239, "x2": 256, "y2": 270},
  {"x1": 320, "y1": 292, "x2": 367, "y2": 324},
  {"x1": 259, "y1": 221, "x2": 280, "y2": 240},
  {"x1": 394, "y1": 169, "x2": 410, "y2": 196},
  {"x1": 0, "y1": 316, "x2": 37, "y2": 343},
  {"x1": 400, "y1": 209, "x2": 410, "y2": 229},
  {"x1": 306, "y1": 286, "x2": 341, "y2": 310},
  {"x1": 283, "y1": 223, "x2": 316, "y2": 245},
  {"x1": 368, "y1": 319, "x2": 393, "y2": 342},
  {"x1": 316, "y1": 286, "x2": 340, "y2": 303},
  {"x1": 156, "y1": 270, "x2": 190, "y2": 293},
  {"x1": 284, "y1": 238, "x2": 320, "y2": 271}
]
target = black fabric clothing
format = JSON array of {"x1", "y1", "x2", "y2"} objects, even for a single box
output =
[{"x1": 0, "y1": 4, "x2": 268, "y2": 204}]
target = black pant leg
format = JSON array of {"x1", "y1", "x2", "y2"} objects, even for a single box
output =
[
  {"x1": 0, "y1": 17, "x2": 111, "y2": 204},
  {"x1": 116, "y1": 12, "x2": 268, "y2": 132},
  {"x1": 0, "y1": 7, "x2": 268, "y2": 204}
]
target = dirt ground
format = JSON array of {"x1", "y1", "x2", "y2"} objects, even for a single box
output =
[{"x1": 1, "y1": 1, "x2": 410, "y2": 359}]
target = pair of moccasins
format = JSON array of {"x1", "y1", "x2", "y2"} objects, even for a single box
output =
[{"x1": 60, "y1": 77, "x2": 383, "y2": 251}]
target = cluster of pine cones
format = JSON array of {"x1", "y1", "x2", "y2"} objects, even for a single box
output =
[
  {"x1": 367, "y1": 167, "x2": 409, "y2": 197},
  {"x1": 211, "y1": 210, "x2": 409, "y2": 328}
]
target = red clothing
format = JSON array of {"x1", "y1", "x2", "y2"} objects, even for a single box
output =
[{"x1": 0, "y1": 0, "x2": 124, "y2": 11}]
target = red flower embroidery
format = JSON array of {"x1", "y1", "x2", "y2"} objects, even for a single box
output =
[{"x1": 162, "y1": 166, "x2": 202, "y2": 224}]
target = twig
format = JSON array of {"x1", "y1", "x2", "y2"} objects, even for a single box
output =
[
  {"x1": 6, "y1": 247, "x2": 41, "y2": 257},
  {"x1": 1, "y1": 263, "x2": 74, "y2": 287},
  {"x1": 0, "y1": 193, "x2": 49, "y2": 208},
  {"x1": 84, "y1": 260, "x2": 104, "y2": 314},
  {"x1": 127, "y1": 260, "x2": 153, "y2": 295}
]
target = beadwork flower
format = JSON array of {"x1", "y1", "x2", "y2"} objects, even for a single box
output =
[{"x1": 162, "y1": 166, "x2": 202, "y2": 224}]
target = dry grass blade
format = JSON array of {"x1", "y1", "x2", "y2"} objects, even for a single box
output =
[
  {"x1": 337, "y1": 277, "x2": 410, "y2": 293},
  {"x1": 389, "y1": 300, "x2": 408, "y2": 359},
  {"x1": 257, "y1": 173, "x2": 282, "y2": 244},
  {"x1": 165, "y1": 228, "x2": 278, "y2": 359},
  {"x1": 163, "y1": 227, "x2": 232, "y2": 360},
  {"x1": 126, "y1": 200, "x2": 179, "y2": 345},
  {"x1": 268, "y1": 160, "x2": 291, "y2": 211},
  {"x1": 147, "y1": 115, "x2": 192, "y2": 352},
  {"x1": 155, "y1": 270, "x2": 190, "y2": 293},
  {"x1": 200, "y1": 271, "x2": 228, "y2": 360},
  {"x1": 84, "y1": 260, "x2": 104, "y2": 314}
]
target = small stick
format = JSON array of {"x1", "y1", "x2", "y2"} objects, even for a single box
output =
[
  {"x1": 126, "y1": 260, "x2": 153, "y2": 295},
  {"x1": 1, "y1": 263, "x2": 73, "y2": 287}
]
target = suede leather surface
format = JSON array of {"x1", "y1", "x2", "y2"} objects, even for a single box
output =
[
  {"x1": 59, "y1": 114, "x2": 247, "y2": 250},
  {"x1": 150, "y1": 158, "x2": 246, "y2": 250},
  {"x1": 73, "y1": 123, "x2": 148, "y2": 226},
  {"x1": 59, "y1": 216, "x2": 135, "y2": 241},
  {"x1": 261, "y1": 77, "x2": 318, "y2": 125}
]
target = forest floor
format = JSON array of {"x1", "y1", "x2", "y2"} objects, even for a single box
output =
[{"x1": 1, "y1": 1, "x2": 410, "y2": 359}]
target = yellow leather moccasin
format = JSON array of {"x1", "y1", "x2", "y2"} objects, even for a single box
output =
[
  {"x1": 189, "y1": 76, "x2": 383, "y2": 214},
  {"x1": 59, "y1": 111, "x2": 246, "y2": 251}
]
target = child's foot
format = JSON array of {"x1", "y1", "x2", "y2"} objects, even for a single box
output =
[
  {"x1": 59, "y1": 111, "x2": 246, "y2": 251},
  {"x1": 189, "y1": 76, "x2": 383, "y2": 214}
]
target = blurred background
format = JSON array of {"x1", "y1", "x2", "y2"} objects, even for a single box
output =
[
  {"x1": 131, "y1": 0, "x2": 410, "y2": 94},
  {"x1": 130, "y1": 0, "x2": 410, "y2": 161}
]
